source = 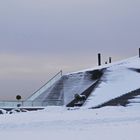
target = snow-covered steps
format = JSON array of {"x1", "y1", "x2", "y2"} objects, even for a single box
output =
[{"x1": 29, "y1": 68, "x2": 105, "y2": 107}]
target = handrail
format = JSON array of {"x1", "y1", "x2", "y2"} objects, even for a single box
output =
[
  {"x1": 27, "y1": 70, "x2": 63, "y2": 101},
  {"x1": 0, "y1": 99, "x2": 64, "y2": 107}
]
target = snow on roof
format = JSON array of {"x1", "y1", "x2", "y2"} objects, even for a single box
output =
[{"x1": 83, "y1": 56, "x2": 140, "y2": 108}]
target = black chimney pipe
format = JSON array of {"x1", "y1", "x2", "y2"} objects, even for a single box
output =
[
  {"x1": 139, "y1": 48, "x2": 140, "y2": 58},
  {"x1": 98, "y1": 53, "x2": 101, "y2": 66}
]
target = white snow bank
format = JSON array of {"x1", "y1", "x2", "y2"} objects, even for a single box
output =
[{"x1": 0, "y1": 106, "x2": 140, "y2": 140}]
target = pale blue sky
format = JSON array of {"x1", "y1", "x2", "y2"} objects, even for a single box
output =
[{"x1": 0, "y1": 0, "x2": 140, "y2": 100}]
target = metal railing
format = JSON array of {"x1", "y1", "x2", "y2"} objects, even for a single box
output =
[
  {"x1": 27, "y1": 70, "x2": 63, "y2": 101},
  {"x1": 0, "y1": 100, "x2": 64, "y2": 107}
]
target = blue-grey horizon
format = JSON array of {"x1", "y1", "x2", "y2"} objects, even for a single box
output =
[{"x1": 0, "y1": 0, "x2": 140, "y2": 100}]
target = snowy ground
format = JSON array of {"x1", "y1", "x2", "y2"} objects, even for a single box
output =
[{"x1": 0, "y1": 106, "x2": 140, "y2": 140}]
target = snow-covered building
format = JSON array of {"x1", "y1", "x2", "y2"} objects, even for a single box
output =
[
  {"x1": 1, "y1": 56, "x2": 140, "y2": 108},
  {"x1": 26, "y1": 56, "x2": 140, "y2": 108}
]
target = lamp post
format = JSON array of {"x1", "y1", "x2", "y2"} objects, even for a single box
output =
[{"x1": 16, "y1": 95, "x2": 22, "y2": 107}]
